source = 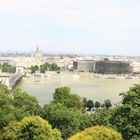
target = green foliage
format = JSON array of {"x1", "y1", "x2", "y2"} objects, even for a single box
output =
[
  {"x1": 82, "y1": 97, "x2": 87, "y2": 108},
  {"x1": 12, "y1": 88, "x2": 43, "y2": 117},
  {"x1": 50, "y1": 63, "x2": 60, "y2": 71},
  {"x1": 53, "y1": 87, "x2": 71, "y2": 102},
  {"x1": 43, "y1": 103, "x2": 92, "y2": 139},
  {"x1": 2, "y1": 63, "x2": 16, "y2": 73},
  {"x1": 65, "y1": 94, "x2": 83, "y2": 109},
  {"x1": 2, "y1": 83, "x2": 140, "y2": 140},
  {"x1": 0, "y1": 85, "x2": 16, "y2": 129},
  {"x1": 104, "y1": 99, "x2": 112, "y2": 109},
  {"x1": 42, "y1": 87, "x2": 93, "y2": 139},
  {"x1": 110, "y1": 84, "x2": 140, "y2": 139},
  {"x1": 95, "y1": 101, "x2": 101, "y2": 109},
  {"x1": 40, "y1": 62, "x2": 50, "y2": 73},
  {"x1": 30, "y1": 65, "x2": 39, "y2": 74},
  {"x1": 0, "y1": 85, "x2": 43, "y2": 130},
  {"x1": 86, "y1": 100, "x2": 94, "y2": 111},
  {"x1": 0, "y1": 84, "x2": 9, "y2": 94},
  {"x1": 40, "y1": 62, "x2": 60, "y2": 73},
  {"x1": 57, "y1": 71, "x2": 61, "y2": 74},
  {"x1": 53, "y1": 87, "x2": 83, "y2": 109},
  {"x1": 101, "y1": 104, "x2": 105, "y2": 108},
  {"x1": 90, "y1": 109, "x2": 114, "y2": 127},
  {"x1": 1, "y1": 116, "x2": 62, "y2": 140},
  {"x1": 40, "y1": 65, "x2": 46, "y2": 73},
  {"x1": 68, "y1": 126, "x2": 122, "y2": 140}
]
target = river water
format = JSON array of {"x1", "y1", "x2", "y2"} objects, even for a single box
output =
[{"x1": 17, "y1": 77, "x2": 140, "y2": 106}]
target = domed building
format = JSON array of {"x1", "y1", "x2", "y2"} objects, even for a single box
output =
[
  {"x1": 32, "y1": 47, "x2": 43, "y2": 61},
  {"x1": 28, "y1": 47, "x2": 45, "y2": 67}
]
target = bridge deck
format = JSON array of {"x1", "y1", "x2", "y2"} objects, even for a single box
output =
[{"x1": 9, "y1": 73, "x2": 22, "y2": 89}]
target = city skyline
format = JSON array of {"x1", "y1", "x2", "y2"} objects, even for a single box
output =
[{"x1": 0, "y1": 0, "x2": 140, "y2": 56}]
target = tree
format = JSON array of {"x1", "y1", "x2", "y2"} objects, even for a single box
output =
[
  {"x1": 43, "y1": 103, "x2": 92, "y2": 139},
  {"x1": 30, "y1": 65, "x2": 39, "y2": 74},
  {"x1": 110, "y1": 84, "x2": 140, "y2": 139},
  {"x1": 40, "y1": 65, "x2": 46, "y2": 73},
  {"x1": 12, "y1": 88, "x2": 43, "y2": 117},
  {"x1": 0, "y1": 86, "x2": 14, "y2": 129},
  {"x1": 90, "y1": 109, "x2": 114, "y2": 127},
  {"x1": 68, "y1": 126, "x2": 122, "y2": 140},
  {"x1": 39, "y1": 62, "x2": 60, "y2": 73},
  {"x1": 50, "y1": 63, "x2": 60, "y2": 71},
  {"x1": 43, "y1": 62, "x2": 50, "y2": 70},
  {"x1": 95, "y1": 101, "x2": 100, "y2": 109},
  {"x1": 86, "y1": 100, "x2": 94, "y2": 111},
  {"x1": 0, "y1": 86, "x2": 43, "y2": 129},
  {"x1": 82, "y1": 97, "x2": 87, "y2": 108},
  {"x1": 2, "y1": 63, "x2": 16, "y2": 73},
  {"x1": 64, "y1": 94, "x2": 83, "y2": 109},
  {"x1": 53, "y1": 87, "x2": 71, "y2": 103},
  {"x1": 104, "y1": 99, "x2": 112, "y2": 109},
  {"x1": 40, "y1": 62, "x2": 50, "y2": 73},
  {"x1": 0, "y1": 84, "x2": 9, "y2": 94},
  {"x1": 53, "y1": 87, "x2": 83, "y2": 109},
  {"x1": 101, "y1": 104, "x2": 105, "y2": 108},
  {"x1": 57, "y1": 71, "x2": 61, "y2": 74},
  {"x1": 1, "y1": 116, "x2": 62, "y2": 140}
]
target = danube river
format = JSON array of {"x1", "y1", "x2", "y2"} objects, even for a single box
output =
[{"x1": 17, "y1": 77, "x2": 140, "y2": 106}]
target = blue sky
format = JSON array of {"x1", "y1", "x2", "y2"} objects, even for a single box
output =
[{"x1": 0, "y1": 0, "x2": 140, "y2": 56}]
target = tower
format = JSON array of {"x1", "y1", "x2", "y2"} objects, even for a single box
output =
[
  {"x1": 33, "y1": 47, "x2": 43, "y2": 61},
  {"x1": 36, "y1": 46, "x2": 39, "y2": 52}
]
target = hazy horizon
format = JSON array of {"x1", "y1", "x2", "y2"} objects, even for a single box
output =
[{"x1": 0, "y1": 0, "x2": 140, "y2": 56}]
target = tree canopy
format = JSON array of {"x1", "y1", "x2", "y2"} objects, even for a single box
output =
[
  {"x1": 104, "y1": 99, "x2": 112, "y2": 109},
  {"x1": 1, "y1": 116, "x2": 62, "y2": 140},
  {"x1": 1, "y1": 83, "x2": 140, "y2": 140},
  {"x1": 0, "y1": 86, "x2": 43, "y2": 129},
  {"x1": 110, "y1": 84, "x2": 140, "y2": 139},
  {"x1": 30, "y1": 65, "x2": 39, "y2": 74},
  {"x1": 95, "y1": 101, "x2": 101, "y2": 109},
  {"x1": 68, "y1": 126, "x2": 122, "y2": 140},
  {"x1": 1, "y1": 63, "x2": 16, "y2": 73},
  {"x1": 40, "y1": 62, "x2": 60, "y2": 73},
  {"x1": 53, "y1": 87, "x2": 83, "y2": 109},
  {"x1": 30, "y1": 63, "x2": 60, "y2": 74},
  {"x1": 85, "y1": 100, "x2": 94, "y2": 111},
  {"x1": 43, "y1": 103, "x2": 92, "y2": 139},
  {"x1": 90, "y1": 109, "x2": 114, "y2": 127}
]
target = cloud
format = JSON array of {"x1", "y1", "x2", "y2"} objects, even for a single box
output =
[
  {"x1": 0, "y1": 0, "x2": 139, "y2": 30},
  {"x1": 0, "y1": 0, "x2": 140, "y2": 55}
]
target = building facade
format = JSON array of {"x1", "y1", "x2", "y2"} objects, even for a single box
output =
[
  {"x1": 130, "y1": 62, "x2": 140, "y2": 73},
  {"x1": 73, "y1": 60, "x2": 95, "y2": 72},
  {"x1": 32, "y1": 47, "x2": 43, "y2": 61},
  {"x1": 95, "y1": 59, "x2": 130, "y2": 74},
  {"x1": 73, "y1": 59, "x2": 131, "y2": 74}
]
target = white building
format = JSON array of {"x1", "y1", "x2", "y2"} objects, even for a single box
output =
[{"x1": 130, "y1": 62, "x2": 140, "y2": 73}]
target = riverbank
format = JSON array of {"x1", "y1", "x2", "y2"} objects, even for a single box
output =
[{"x1": 25, "y1": 71, "x2": 140, "y2": 80}]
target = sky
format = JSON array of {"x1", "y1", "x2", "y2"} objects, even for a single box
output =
[{"x1": 0, "y1": 0, "x2": 140, "y2": 56}]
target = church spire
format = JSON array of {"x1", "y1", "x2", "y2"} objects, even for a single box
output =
[{"x1": 36, "y1": 46, "x2": 39, "y2": 51}]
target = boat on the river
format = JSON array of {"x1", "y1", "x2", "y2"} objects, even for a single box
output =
[{"x1": 34, "y1": 80, "x2": 41, "y2": 83}]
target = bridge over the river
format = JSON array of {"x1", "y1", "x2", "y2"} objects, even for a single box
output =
[{"x1": 0, "y1": 73, "x2": 22, "y2": 90}]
